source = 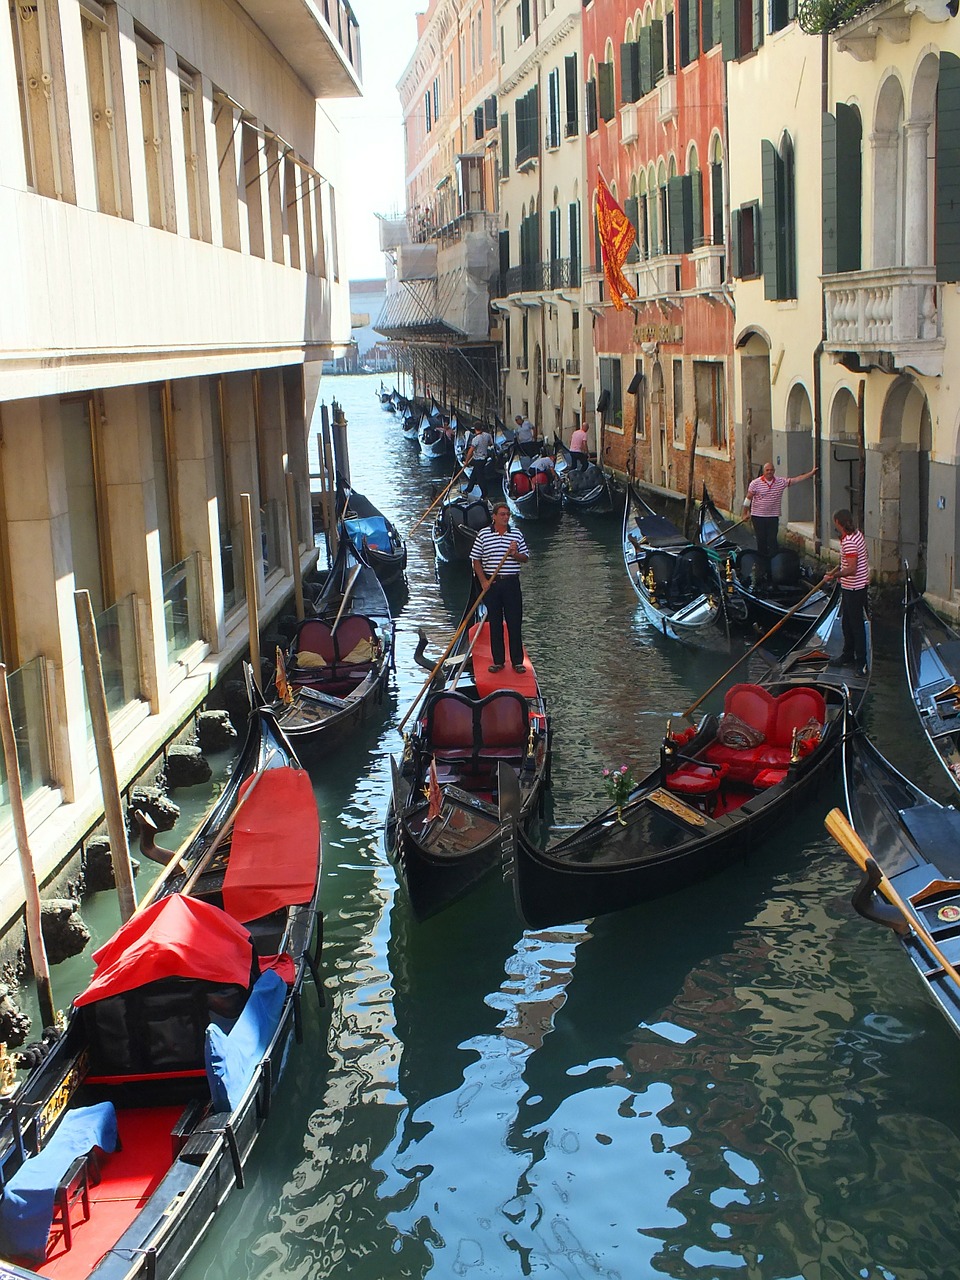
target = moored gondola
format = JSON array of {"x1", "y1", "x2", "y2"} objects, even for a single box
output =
[
  {"x1": 698, "y1": 485, "x2": 831, "y2": 633},
  {"x1": 623, "y1": 485, "x2": 722, "y2": 643},
  {"x1": 503, "y1": 442, "x2": 563, "y2": 521},
  {"x1": 554, "y1": 435, "x2": 622, "y2": 516},
  {"x1": 386, "y1": 594, "x2": 550, "y2": 921},
  {"x1": 337, "y1": 476, "x2": 407, "y2": 584},
  {"x1": 0, "y1": 692, "x2": 322, "y2": 1280},
  {"x1": 903, "y1": 567, "x2": 960, "y2": 794},
  {"x1": 270, "y1": 536, "x2": 394, "y2": 752},
  {"x1": 432, "y1": 486, "x2": 492, "y2": 562},
  {"x1": 832, "y1": 719, "x2": 960, "y2": 1041},
  {"x1": 507, "y1": 583, "x2": 865, "y2": 928},
  {"x1": 418, "y1": 408, "x2": 455, "y2": 461}
]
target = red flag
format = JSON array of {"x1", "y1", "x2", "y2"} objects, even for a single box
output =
[
  {"x1": 275, "y1": 646, "x2": 293, "y2": 704},
  {"x1": 596, "y1": 172, "x2": 638, "y2": 312},
  {"x1": 425, "y1": 757, "x2": 442, "y2": 822}
]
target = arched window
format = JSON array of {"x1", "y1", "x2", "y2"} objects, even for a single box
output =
[
  {"x1": 709, "y1": 133, "x2": 725, "y2": 247},
  {"x1": 873, "y1": 75, "x2": 906, "y2": 268},
  {"x1": 760, "y1": 131, "x2": 796, "y2": 299}
]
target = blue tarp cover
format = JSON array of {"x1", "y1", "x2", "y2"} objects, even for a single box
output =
[{"x1": 204, "y1": 969, "x2": 286, "y2": 1113}]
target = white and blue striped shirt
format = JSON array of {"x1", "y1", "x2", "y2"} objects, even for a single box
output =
[{"x1": 471, "y1": 527, "x2": 530, "y2": 576}]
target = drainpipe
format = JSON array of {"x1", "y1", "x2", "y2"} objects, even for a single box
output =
[{"x1": 813, "y1": 31, "x2": 830, "y2": 554}]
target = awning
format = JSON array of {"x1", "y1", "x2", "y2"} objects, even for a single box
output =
[
  {"x1": 222, "y1": 767, "x2": 320, "y2": 924},
  {"x1": 75, "y1": 895, "x2": 254, "y2": 1006}
]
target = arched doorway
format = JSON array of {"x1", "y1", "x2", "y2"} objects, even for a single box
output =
[
  {"x1": 736, "y1": 330, "x2": 772, "y2": 494},
  {"x1": 874, "y1": 376, "x2": 931, "y2": 583},
  {"x1": 650, "y1": 361, "x2": 667, "y2": 487},
  {"x1": 828, "y1": 386, "x2": 861, "y2": 530},
  {"x1": 783, "y1": 382, "x2": 815, "y2": 523}
]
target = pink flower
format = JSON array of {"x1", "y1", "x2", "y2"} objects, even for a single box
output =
[
  {"x1": 620, "y1": 765, "x2": 629, "y2": 774},
  {"x1": 602, "y1": 769, "x2": 610, "y2": 777}
]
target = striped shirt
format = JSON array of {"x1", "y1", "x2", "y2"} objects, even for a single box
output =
[
  {"x1": 471, "y1": 526, "x2": 530, "y2": 576},
  {"x1": 746, "y1": 474, "x2": 792, "y2": 517},
  {"x1": 840, "y1": 529, "x2": 869, "y2": 590}
]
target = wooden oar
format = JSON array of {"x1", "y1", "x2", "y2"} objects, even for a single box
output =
[
  {"x1": 398, "y1": 546, "x2": 515, "y2": 732},
  {"x1": 330, "y1": 562, "x2": 363, "y2": 636},
  {"x1": 681, "y1": 579, "x2": 826, "y2": 720},
  {"x1": 702, "y1": 512, "x2": 752, "y2": 547},
  {"x1": 825, "y1": 807, "x2": 960, "y2": 993},
  {"x1": 408, "y1": 464, "x2": 469, "y2": 535}
]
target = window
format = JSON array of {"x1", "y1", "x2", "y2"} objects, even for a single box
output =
[
  {"x1": 621, "y1": 41, "x2": 640, "y2": 103},
  {"x1": 633, "y1": 360, "x2": 646, "y2": 438},
  {"x1": 433, "y1": 77, "x2": 440, "y2": 121},
  {"x1": 564, "y1": 54, "x2": 579, "y2": 137},
  {"x1": 518, "y1": 0, "x2": 531, "y2": 42},
  {"x1": 710, "y1": 148, "x2": 725, "y2": 246},
  {"x1": 598, "y1": 60, "x2": 615, "y2": 121},
  {"x1": 547, "y1": 69, "x2": 561, "y2": 148},
  {"x1": 549, "y1": 206, "x2": 561, "y2": 285},
  {"x1": 769, "y1": 0, "x2": 798, "y2": 33},
  {"x1": 81, "y1": 4, "x2": 124, "y2": 217},
  {"x1": 598, "y1": 358, "x2": 623, "y2": 428},
  {"x1": 721, "y1": 0, "x2": 763, "y2": 60},
  {"x1": 425, "y1": 91, "x2": 432, "y2": 133},
  {"x1": 586, "y1": 78, "x2": 598, "y2": 133},
  {"x1": 214, "y1": 92, "x2": 241, "y2": 251},
  {"x1": 694, "y1": 362, "x2": 726, "y2": 448},
  {"x1": 731, "y1": 200, "x2": 761, "y2": 278},
  {"x1": 702, "y1": 0, "x2": 722, "y2": 49},
  {"x1": 672, "y1": 360, "x2": 684, "y2": 443},
  {"x1": 822, "y1": 104, "x2": 861, "y2": 275},
  {"x1": 761, "y1": 135, "x2": 796, "y2": 299},
  {"x1": 485, "y1": 95, "x2": 498, "y2": 130},
  {"x1": 501, "y1": 112, "x2": 510, "y2": 173},
  {"x1": 667, "y1": 174, "x2": 694, "y2": 253},
  {"x1": 624, "y1": 193, "x2": 640, "y2": 262},
  {"x1": 679, "y1": 0, "x2": 699, "y2": 66},
  {"x1": 136, "y1": 28, "x2": 172, "y2": 231},
  {"x1": 638, "y1": 22, "x2": 664, "y2": 96},
  {"x1": 515, "y1": 86, "x2": 540, "y2": 164},
  {"x1": 568, "y1": 200, "x2": 581, "y2": 283},
  {"x1": 178, "y1": 61, "x2": 209, "y2": 240},
  {"x1": 936, "y1": 53, "x2": 960, "y2": 282},
  {"x1": 8, "y1": 0, "x2": 73, "y2": 200},
  {"x1": 475, "y1": 105, "x2": 485, "y2": 141}
]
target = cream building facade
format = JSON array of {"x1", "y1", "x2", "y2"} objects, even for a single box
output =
[{"x1": 0, "y1": 0, "x2": 358, "y2": 924}]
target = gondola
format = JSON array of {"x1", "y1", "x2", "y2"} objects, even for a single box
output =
[
  {"x1": 418, "y1": 409, "x2": 455, "y2": 461},
  {"x1": 903, "y1": 567, "x2": 960, "y2": 794},
  {"x1": 337, "y1": 477, "x2": 407, "y2": 584},
  {"x1": 270, "y1": 536, "x2": 394, "y2": 751},
  {"x1": 697, "y1": 485, "x2": 832, "y2": 634},
  {"x1": 623, "y1": 484, "x2": 722, "y2": 643},
  {"x1": 835, "y1": 716, "x2": 960, "y2": 1041},
  {"x1": 385, "y1": 592, "x2": 550, "y2": 921},
  {"x1": 507, "y1": 582, "x2": 868, "y2": 928},
  {"x1": 503, "y1": 442, "x2": 563, "y2": 521},
  {"x1": 553, "y1": 436, "x2": 621, "y2": 516},
  {"x1": 377, "y1": 382, "x2": 395, "y2": 410},
  {"x1": 432, "y1": 485, "x2": 492, "y2": 563},
  {"x1": 0, "y1": 687, "x2": 322, "y2": 1280}
]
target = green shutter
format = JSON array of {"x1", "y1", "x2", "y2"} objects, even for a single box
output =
[
  {"x1": 598, "y1": 63, "x2": 615, "y2": 121},
  {"x1": 836, "y1": 104, "x2": 861, "y2": 272},
  {"x1": 569, "y1": 201, "x2": 581, "y2": 282},
  {"x1": 474, "y1": 106, "x2": 484, "y2": 141},
  {"x1": 501, "y1": 113, "x2": 509, "y2": 174},
  {"x1": 720, "y1": 0, "x2": 738, "y2": 59},
  {"x1": 586, "y1": 78, "x2": 598, "y2": 133},
  {"x1": 937, "y1": 52, "x2": 960, "y2": 282},
  {"x1": 822, "y1": 112, "x2": 839, "y2": 275},
  {"x1": 485, "y1": 95, "x2": 497, "y2": 130},
  {"x1": 711, "y1": 162, "x2": 724, "y2": 244},
  {"x1": 752, "y1": 0, "x2": 764, "y2": 51},
  {"x1": 682, "y1": 0, "x2": 699, "y2": 65},
  {"x1": 761, "y1": 138, "x2": 782, "y2": 299},
  {"x1": 621, "y1": 43, "x2": 640, "y2": 102},
  {"x1": 565, "y1": 54, "x2": 579, "y2": 136},
  {"x1": 499, "y1": 230, "x2": 510, "y2": 278},
  {"x1": 625, "y1": 195, "x2": 640, "y2": 262},
  {"x1": 702, "y1": 0, "x2": 715, "y2": 50},
  {"x1": 691, "y1": 171, "x2": 704, "y2": 246},
  {"x1": 651, "y1": 20, "x2": 664, "y2": 81},
  {"x1": 649, "y1": 186, "x2": 659, "y2": 255},
  {"x1": 668, "y1": 175, "x2": 685, "y2": 253},
  {"x1": 638, "y1": 28, "x2": 654, "y2": 96},
  {"x1": 731, "y1": 207, "x2": 742, "y2": 276}
]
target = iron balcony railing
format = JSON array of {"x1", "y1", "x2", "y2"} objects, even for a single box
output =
[{"x1": 496, "y1": 258, "x2": 581, "y2": 297}]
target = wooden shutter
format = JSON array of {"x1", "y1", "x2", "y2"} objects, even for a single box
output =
[
  {"x1": 586, "y1": 78, "x2": 598, "y2": 133},
  {"x1": 761, "y1": 138, "x2": 783, "y2": 299},
  {"x1": 711, "y1": 161, "x2": 724, "y2": 245},
  {"x1": 680, "y1": 0, "x2": 699, "y2": 66},
  {"x1": 499, "y1": 229, "x2": 510, "y2": 280},
  {"x1": 621, "y1": 43, "x2": 640, "y2": 103},
  {"x1": 564, "y1": 54, "x2": 579, "y2": 136},
  {"x1": 474, "y1": 106, "x2": 484, "y2": 141},
  {"x1": 651, "y1": 19, "x2": 665, "y2": 81},
  {"x1": 598, "y1": 62, "x2": 615, "y2": 121},
  {"x1": 501, "y1": 113, "x2": 509, "y2": 173},
  {"x1": 691, "y1": 170, "x2": 704, "y2": 246},
  {"x1": 668, "y1": 175, "x2": 693, "y2": 253},
  {"x1": 721, "y1": 0, "x2": 738, "y2": 59},
  {"x1": 569, "y1": 201, "x2": 581, "y2": 282},
  {"x1": 702, "y1": 0, "x2": 715, "y2": 51},
  {"x1": 638, "y1": 27, "x2": 654, "y2": 96},
  {"x1": 821, "y1": 111, "x2": 839, "y2": 274},
  {"x1": 751, "y1": 0, "x2": 764, "y2": 51},
  {"x1": 485, "y1": 95, "x2": 497, "y2": 130},
  {"x1": 625, "y1": 195, "x2": 640, "y2": 262},
  {"x1": 937, "y1": 52, "x2": 960, "y2": 282},
  {"x1": 731, "y1": 206, "x2": 742, "y2": 276}
]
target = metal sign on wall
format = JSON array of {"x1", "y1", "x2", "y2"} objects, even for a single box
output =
[{"x1": 633, "y1": 324, "x2": 683, "y2": 344}]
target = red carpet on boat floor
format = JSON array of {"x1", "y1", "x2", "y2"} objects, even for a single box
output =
[
  {"x1": 470, "y1": 622, "x2": 537, "y2": 699},
  {"x1": 38, "y1": 1105, "x2": 183, "y2": 1280}
]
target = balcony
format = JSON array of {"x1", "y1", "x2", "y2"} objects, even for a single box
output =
[
  {"x1": 565, "y1": 358, "x2": 580, "y2": 375},
  {"x1": 620, "y1": 103, "x2": 639, "y2": 145},
  {"x1": 630, "y1": 256, "x2": 683, "y2": 300},
  {"x1": 823, "y1": 266, "x2": 944, "y2": 376},
  {"x1": 546, "y1": 356, "x2": 561, "y2": 374},
  {"x1": 658, "y1": 75, "x2": 678, "y2": 126},
  {"x1": 691, "y1": 244, "x2": 725, "y2": 291},
  {"x1": 238, "y1": 0, "x2": 361, "y2": 98},
  {"x1": 515, "y1": 355, "x2": 528, "y2": 370},
  {"x1": 496, "y1": 259, "x2": 580, "y2": 297}
]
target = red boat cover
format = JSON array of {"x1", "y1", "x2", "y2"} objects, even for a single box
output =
[
  {"x1": 469, "y1": 621, "x2": 537, "y2": 699},
  {"x1": 221, "y1": 766, "x2": 320, "y2": 924},
  {"x1": 74, "y1": 895, "x2": 253, "y2": 1007}
]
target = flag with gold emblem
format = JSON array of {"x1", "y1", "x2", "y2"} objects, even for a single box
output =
[
  {"x1": 595, "y1": 172, "x2": 638, "y2": 312},
  {"x1": 275, "y1": 646, "x2": 293, "y2": 704},
  {"x1": 426, "y1": 757, "x2": 442, "y2": 822}
]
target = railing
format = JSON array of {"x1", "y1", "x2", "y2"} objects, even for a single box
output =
[
  {"x1": 498, "y1": 259, "x2": 579, "y2": 295},
  {"x1": 691, "y1": 244, "x2": 725, "y2": 290},
  {"x1": 261, "y1": 498, "x2": 283, "y2": 577},
  {"x1": 620, "y1": 103, "x2": 639, "y2": 145},
  {"x1": 85, "y1": 594, "x2": 142, "y2": 734},
  {"x1": 824, "y1": 266, "x2": 941, "y2": 350},
  {"x1": 546, "y1": 357, "x2": 560, "y2": 374},
  {"x1": 0, "y1": 657, "x2": 52, "y2": 825},
  {"x1": 565, "y1": 358, "x2": 581, "y2": 375},
  {"x1": 515, "y1": 354, "x2": 528, "y2": 370},
  {"x1": 630, "y1": 255, "x2": 683, "y2": 299},
  {"x1": 658, "y1": 75, "x2": 677, "y2": 125},
  {"x1": 162, "y1": 553, "x2": 203, "y2": 667}
]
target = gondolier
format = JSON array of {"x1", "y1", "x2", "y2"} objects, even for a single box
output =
[
  {"x1": 824, "y1": 508, "x2": 869, "y2": 675},
  {"x1": 742, "y1": 461, "x2": 817, "y2": 559},
  {"x1": 465, "y1": 426, "x2": 494, "y2": 496},
  {"x1": 471, "y1": 502, "x2": 530, "y2": 673},
  {"x1": 569, "y1": 421, "x2": 590, "y2": 470}
]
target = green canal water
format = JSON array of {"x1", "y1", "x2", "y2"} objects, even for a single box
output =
[{"x1": 60, "y1": 376, "x2": 960, "y2": 1278}]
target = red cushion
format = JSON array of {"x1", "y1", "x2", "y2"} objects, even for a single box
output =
[
  {"x1": 723, "y1": 684, "x2": 776, "y2": 740},
  {"x1": 512, "y1": 472, "x2": 532, "y2": 495},
  {"x1": 703, "y1": 743, "x2": 767, "y2": 783},
  {"x1": 665, "y1": 763, "x2": 728, "y2": 795},
  {"x1": 754, "y1": 767, "x2": 788, "y2": 788},
  {"x1": 769, "y1": 688, "x2": 826, "y2": 748}
]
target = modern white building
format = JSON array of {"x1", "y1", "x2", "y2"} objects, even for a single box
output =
[{"x1": 0, "y1": 0, "x2": 359, "y2": 925}]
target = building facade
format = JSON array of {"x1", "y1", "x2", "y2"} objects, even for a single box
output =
[{"x1": 0, "y1": 0, "x2": 358, "y2": 922}]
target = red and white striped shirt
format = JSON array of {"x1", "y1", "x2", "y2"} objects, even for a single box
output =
[
  {"x1": 840, "y1": 529, "x2": 869, "y2": 589},
  {"x1": 745, "y1": 474, "x2": 791, "y2": 518}
]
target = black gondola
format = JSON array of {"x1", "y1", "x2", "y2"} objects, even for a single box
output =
[
  {"x1": 271, "y1": 536, "x2": 394, "y2": 751},
  {"x1": 0, "y1": 692, "x2": 321, "y2": 1280},
  {"x1": 837, "y1": 717, "x2": 960, "y2": 1040},
  {"x1": 385, "y1": 595, "x2": 550, "y2": 921},
  {"x1": 554, "y1": 436, "x2": 622, "y2": 516},
  {"x1": 903, "y1": 567, "x2": 960, "y2": 795},
  {"x1": 418, "y1": 410, "x2": 455, "y2": 460},
  {"x1": 697, "y1": 485, "x2": 831, "y2": 633},
  {"x1": 508, "y1": 584, "x2": 869, "y2": 928},
  {"x1": 623, "y1": 484, "x2": 722, "y2": 643},
  {"x1": 503, "y1": 442, "x2": 563, "y2": 521},
  {"x1": 432, "y1": 486, "x2": 492, "y2": 563},
  {"x1": 337, "y1": 477, "x2": 407, "y2": 583}
]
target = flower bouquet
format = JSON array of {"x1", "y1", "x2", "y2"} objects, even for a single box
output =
[{"x1": 603, "y1": 764, "x2": 635, "y2": 824}]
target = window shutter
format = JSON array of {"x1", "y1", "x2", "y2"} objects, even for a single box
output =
[
  {"x1": 474, "y1": 106, "x2": 485, "y2": 141},
  {"x1": 761, "y1": 138, "x2": 782, "y2": 299},
  {"x1": 565, "y1": 54, "x2": 579, "y2": 136},
  {"x1": 530, "y1": 84, "x2": 540, "y2": 156},
  {"x1": 668, "y1": 175, "x2": 693, "y2": 253},
  {"x1": 520, "y1": 0, "x2": 531, "y2": 39},
  {"x1": 586, "y1": 78, "x2": 598, "y2": 133},
  {"x1": 720, "y1": 0, "x2": 738, "y2": 59},
  {"x1": 788, "y1": 0, "x2": 798, "y2": 17},
  {"x1": 710, "y1": 161, "x2": 724, "y2": 245},
  {"x1": 822, "y1": 111, "x2": 839, "y2": 275},
  {"x1": 835, "y1": 104, "x2": 861, "y2": 273},
  {"x1": 499, "y1": 229, "x2": 511, "y2": 279},
  {"x1": 594, "y1": 197, "x2": 603, "y2": 269},
  {"x1": 731, "y1": 206, "x2": 742, "y2": 276},
  {"x1": 485, "y1": 95, "x2": 497, "y2": 130},
  {"x1": 691, "y1": 170, "x2": 704, "y2": 246},
  {"x1": 501, "y1": 113, "x2": 509, "y2": 173},
  {"x1": 665, "y1": 13, "x2": 675, "y2": 74},
  {"x1": 625, "y1": 195, "x2": 640, "y2": 261},
  {"x1": 680, "y1": 0, "x2": 699, "y2": 65},
  {"x1": 569, "y1": 201, "x2": 581, "y2": 282},
  {"x1": 751, "y1": 0, "x2": 764, "y2": 51},
  {"x1": 621, "y1": 43, "x2": 640, "y2": 102},
  {"x1": 702, "y1": 0, "x2": 715, "y2": 50},
  {"x1": 937, "y1": 52, "x2": 960, "y2": 282},
  {"x1": 598, "y1": 62, "x2": 615, "y2": 121},
  {"x1": 649, "y1": 186, "x2": 659, "y2": 255},
  {"x1": 638, "y1": 27, "x2": 654, "y2": 96},
  {"x1": 650, "y1": 19, "x2": 665, "y2": 82}
]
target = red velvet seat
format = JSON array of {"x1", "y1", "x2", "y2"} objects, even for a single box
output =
[
  {"x1": 425, "y1": 693, "x2": 476, "y2": 762},
  {"x1": 702, "y1": 683, "x2": 826, "y2": 786},
  {"x1": 665, "y1": 761, "x2": 728, "y2": 801},
  {"x1": 294, "y1": 620, "x2": 337, "y2": 664},
  {"x1": 475, "y1": 691, "x2": 528, "y2": 761}
]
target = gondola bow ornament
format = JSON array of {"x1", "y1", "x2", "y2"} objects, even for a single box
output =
[{"x1": 596, "y1": 171, "x2": 637, "y2": 312}]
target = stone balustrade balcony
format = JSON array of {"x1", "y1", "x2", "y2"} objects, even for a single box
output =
[{"x1": 823, "y1": 265, "x2": 944, "y2": 376}]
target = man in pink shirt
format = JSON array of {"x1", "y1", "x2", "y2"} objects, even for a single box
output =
[
  {"x1": 569, "y1": 421, "x2": 590, "y2": 471},
  {"x1": 741, "y1": 460, "x2": 817, "y2": 559}
]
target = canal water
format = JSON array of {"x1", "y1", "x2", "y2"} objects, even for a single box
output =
[{"x1": 163, "y1": 373, "x2": 960, "y2": 1279}]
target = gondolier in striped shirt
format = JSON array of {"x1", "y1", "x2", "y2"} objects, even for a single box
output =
[
  {"x1": 471, "y1": 502, "x2": 530, "y2": 673},
  {"x1": 742, "y1": 460, "x2": 817, "y2": 559},
  {"x1": 825, "y1": 508, "x2": 870, "y2": 675}
]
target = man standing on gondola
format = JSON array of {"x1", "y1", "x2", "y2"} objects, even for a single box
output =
[
  {"x1": 742, "y1": 460, "x2": 817, "y2": 559},
  {"x1": 471, "y1": 503, "x2": 529, "y2": 674},
  {"x1": 824, "y1": 508, "x2": 869, "y2": 676},
  {"x1": 465, "y1": 426, "x2": 493, "y2": 496}
]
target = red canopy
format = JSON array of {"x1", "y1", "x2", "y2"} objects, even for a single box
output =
[
  {"x1": 75, "y1": 895, "x2": 253, "y2": 1006},
  {"x1": 221, "y1": 766, "x2": 320, "y2": 925}
]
